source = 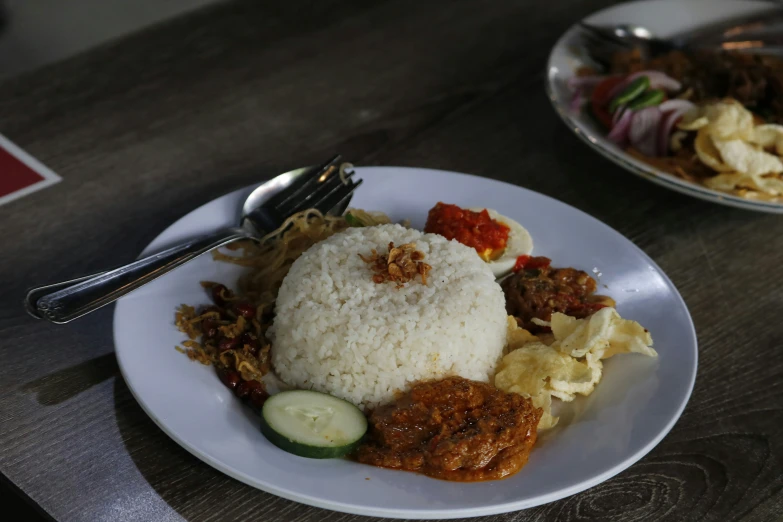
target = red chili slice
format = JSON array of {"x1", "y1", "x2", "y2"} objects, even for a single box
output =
[
  {"x1": 513, "y1": 255, "x2": 552, "y2": 272},
  {"x1": 591, "y1": 76, "x2": 625, "y2": 129}
]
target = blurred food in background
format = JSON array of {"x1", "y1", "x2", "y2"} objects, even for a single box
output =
[{"x1": 570, "y1": 49, "x2": 783, "y2": 202}]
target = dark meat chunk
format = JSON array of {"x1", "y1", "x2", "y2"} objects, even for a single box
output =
[{"x1": 501, "y1": 259, "x2": 608, "y2": 333}]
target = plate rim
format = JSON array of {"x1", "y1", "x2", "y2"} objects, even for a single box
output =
[
  {"x1": 113, "y1": 166, "x2": 699, "y2": 518},
  {"x1": 545, "y1": 0, "x2": 783, "y2": 214}
]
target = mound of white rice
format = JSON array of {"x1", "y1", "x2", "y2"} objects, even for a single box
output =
[{"x1": 269, "y1": 224, "x2": 507, "y2": 409}]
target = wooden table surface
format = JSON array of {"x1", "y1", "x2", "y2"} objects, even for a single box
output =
[{"x1": 1, "y1": 0, "x2": 782, "y2": 520}]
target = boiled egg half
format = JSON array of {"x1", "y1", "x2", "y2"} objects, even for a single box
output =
[{"x1": 468, "y1": 208, "x2": 533, "y2": 278}]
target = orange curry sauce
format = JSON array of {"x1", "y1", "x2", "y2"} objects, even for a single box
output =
[{"x1": 424, "y1": 202, "x2": 510, "y2": 261}]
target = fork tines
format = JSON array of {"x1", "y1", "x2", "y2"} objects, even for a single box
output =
[
  {"x1": 306, "y1": 177, "x2": 362, "y2": 217},
  {"x1": 265, "y1": 154, "x2": 343, "y2": 214},
  {"x1": 288, "y1": 165, "x2": 361, "y2": 216}
]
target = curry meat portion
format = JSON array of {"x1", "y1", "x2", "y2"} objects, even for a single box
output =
[{"x1": 357, "y1": 377, "x2": 542, "y2": 482}]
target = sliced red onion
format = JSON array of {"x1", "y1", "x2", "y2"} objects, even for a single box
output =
[
  {"x1": 608, "y1": 109, "x2": 633, "y2": 145},
  {"x1": 657, "y1": 106, "x2": 693, "y2": 156},
  {"x1": 659, "y1": 99, "x2": 695, "y2": 113},
  {"x1": 567, "y1": 75, "x2": 609, "y2": 90},
  {"x1": 570, "y1": 86, "x2": 585, "y2": 113},
  {"x1": 626, "y1": 70, "x2": 681, "y2": 92},
  {"x1": 629, "y1": 107, "x2": 662, "y2": 157}
]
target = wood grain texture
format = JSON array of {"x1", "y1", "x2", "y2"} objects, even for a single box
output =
[{"x1": 1, "y1": 0, "x2": 782, "y2": 521}]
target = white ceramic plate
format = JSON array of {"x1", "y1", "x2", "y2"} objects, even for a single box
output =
[
  {"x1": 546, "y1": 0, "x2": 783, "y2": 213},
  {"x1": 114, "y1": 167, "x2": 698, "y2": 519}
]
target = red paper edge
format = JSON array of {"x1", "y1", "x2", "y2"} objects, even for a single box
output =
[{"x1": 0, "y1": 133, "x2": 62, "y2": 207}]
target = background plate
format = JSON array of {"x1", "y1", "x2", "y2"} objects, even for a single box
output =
[
  {"x1": 114, "y1": 167, "x2": 698, "y2": 518},
  {"x1": 546, "y1": 0, "x2": 783, "y2": 213}
]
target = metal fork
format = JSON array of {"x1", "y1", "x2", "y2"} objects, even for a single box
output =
[
  {"x1": 26, "y1": 155, "x2": 361, "y2": 324},
  {"x1": 578, "y1": 8, "x2": 783, "y2": 69}
]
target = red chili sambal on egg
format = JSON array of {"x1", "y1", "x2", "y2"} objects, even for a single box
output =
[{"x1": 424, "y1": 202, "x2": 510, "y2": 261}]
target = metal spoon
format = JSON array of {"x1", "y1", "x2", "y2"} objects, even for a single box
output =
[
  {"x1": 579, "y1": 9, "x2": 783, "y2": 67},
  {"x1": 26, "y1": 156, "x2": 360, "y2": 324}
]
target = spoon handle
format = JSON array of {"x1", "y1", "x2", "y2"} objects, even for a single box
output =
[
  {"x1": 28, "y1": 227, "x2": 252, "y2": 324},
  {"x1": 682, "y1": 9, "x2": 783, "y2": 47}
]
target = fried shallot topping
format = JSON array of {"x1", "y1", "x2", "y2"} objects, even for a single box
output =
[{"x1": 359, "y1": 242, "x2": 432, "y2": 289}]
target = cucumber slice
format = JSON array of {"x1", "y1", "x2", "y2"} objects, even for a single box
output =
[{"x1": 260, "y1": 390, "x2": 368, "y2": 459}]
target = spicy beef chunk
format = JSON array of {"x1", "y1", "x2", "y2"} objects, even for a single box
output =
[{"x1": 501, "y1": 256, "x2": 608, "y2": 333}]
